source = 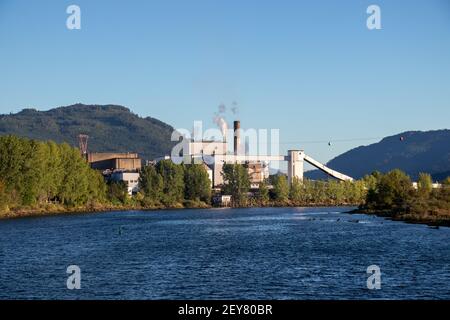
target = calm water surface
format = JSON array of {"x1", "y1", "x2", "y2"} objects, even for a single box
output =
[{"x1": 0, "y1": 207, "x2": 449, "y2": 299}]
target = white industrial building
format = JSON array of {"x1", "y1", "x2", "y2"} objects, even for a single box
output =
[
  {"x1": 159, "y1": 120, "x2": 354, "y2": 188},
  {"x1": 111, "y1": 171, "x2": 140, "y2": 195}
]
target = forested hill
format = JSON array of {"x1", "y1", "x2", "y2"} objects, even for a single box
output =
[
  {"x1": 305, "y1": 130, "x2": 450, "y2": 182},
  {"x1": 0, "y1": 104, "x2": 176, "y2": 160}
]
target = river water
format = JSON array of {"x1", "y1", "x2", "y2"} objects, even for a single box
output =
[{"x1": 0, "y1": 207, "x2": 449, "y2": 299}]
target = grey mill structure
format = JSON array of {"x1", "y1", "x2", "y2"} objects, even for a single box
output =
[{"x1": 168, "y1": 120, "x2": 354, "y2": 188}]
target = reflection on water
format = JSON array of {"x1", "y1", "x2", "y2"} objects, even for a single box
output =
[{"x1": 0, "y1": 207, "x2": 449, "y2": 300}]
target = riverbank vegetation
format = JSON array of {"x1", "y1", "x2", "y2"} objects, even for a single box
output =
[
  {"x1": 359, "y1": 170, "x2": 450, "y2": 226},
  {"x1": 0, "y1": 135, "x2": 107, "y2": 217},
  {"x1": 220, "y1": 163, "x2": 367, "y2": 207},
  {"x1": 216, "y1": 164, "x2": 450, "y2": 226},
  {"x1": 138, "y1": 160, "x2": 211, "y2": 208},
  {"x1": 0, "y1": 136, "x2": 212, "y2": 218},
  {"x1": 1, "y1": 136, "x2": 448, "y2": 225}
]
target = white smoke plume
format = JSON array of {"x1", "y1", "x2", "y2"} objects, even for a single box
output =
[
  {"x1": 212, "y1": 101, "x2": 239, "y2": 141},
  {"x1": 218, "y1": 103, "x2": 226, "y2": 114},
  {"x1": 231, "y1": 101, "x2": 239, "y2": 114},
  {"x1": 213, "y1": 115, "x2": 228, "y2": 141}
]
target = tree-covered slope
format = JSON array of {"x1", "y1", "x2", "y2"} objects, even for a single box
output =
[
  {"x1": 0, "y1": 104, "x2": 175, "y2": 160},
  {"x1": 305, "y1": 130, "x2": 450, "y2": 181}
]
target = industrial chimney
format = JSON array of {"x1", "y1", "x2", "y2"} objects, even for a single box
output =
[{"x1": 233, "y1": 120, "x2": 240, "y2": 155}]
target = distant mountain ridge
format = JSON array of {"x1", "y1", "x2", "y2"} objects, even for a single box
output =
[
  {"x1": 0, "y1": 104, "x2": 175, "y2": 160},
  {"x1": 1, "y1": 105, "x2": 449, "y2": 181},
  {"x1": 305, "y1": 130, "x2": 450, "y2": 181}
]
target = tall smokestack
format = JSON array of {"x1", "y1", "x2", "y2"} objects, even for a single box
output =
[{"x1": 234, "y1": 120, "x2": 240, "y2": 155}]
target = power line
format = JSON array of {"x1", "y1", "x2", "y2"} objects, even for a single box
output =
[{"x1": 279, "y1": 137, "x2": 383, "y2": 145}]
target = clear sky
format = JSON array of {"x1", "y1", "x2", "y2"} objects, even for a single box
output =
[{"x1": 1, "y1": 0, "x2": 449, "y2": 165}]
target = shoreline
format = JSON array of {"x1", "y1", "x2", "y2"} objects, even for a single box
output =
[
  {"x1": 3, "y1": 204, "x2": 449, "y2": 228},
  {"x1": 349, "y1": 208, "x2": 450, "y2": 228},
  {"x1": 1, "y1": 202, "x2": 359, "y2": 220},
  {"x1": 0, "y1": 203, "x2": 209, "y2": 220}
]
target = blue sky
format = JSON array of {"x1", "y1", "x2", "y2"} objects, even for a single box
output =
[{"x1": 1, "y1": 0, "x2": 449, "y2": 164}]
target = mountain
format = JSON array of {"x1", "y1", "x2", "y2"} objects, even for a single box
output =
[
  {"x1": 305, "y1": 130, "x2": 450, "y2": 182},
  {"x1": 0, "y1": 104, "x2": 176, "y2": 160}
]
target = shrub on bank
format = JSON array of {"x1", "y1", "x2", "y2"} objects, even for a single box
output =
[{"x1": 361, "y1": 169, "x2": 450, "y2": 224}]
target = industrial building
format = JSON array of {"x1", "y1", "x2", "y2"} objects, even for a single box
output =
[
  {"x1": 111, "y1": 171, "x2": 140, "y2": 195},
  {"x1": 87, "y1": 152, "x2": 142, "y2": 172},
  {"x1": 79, "y1": 118, "x2": 354, "y2": 197},
  {"x1": 163, "y1": 120, "x2": 354, "y2": 188},
  {"x1": 174, "y1": 121, "x2": 270, "y2": 187},
  {"x1": 86, "y1": 152, "x2": 141, "y2": 195},
  {"x1": 78, "y1": 135, "x2": 142, "y2": 195}
]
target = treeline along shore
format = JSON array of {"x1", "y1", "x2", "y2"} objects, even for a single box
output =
[
  {"x1": 356, "y1": 170, "x2": 450, "y2": 226},
  {"x1": 0, "y1": 135, "x2": 449, "y2": 225}
]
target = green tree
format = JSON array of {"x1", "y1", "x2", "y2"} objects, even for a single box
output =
[
  {"x1": 0, "y1": 135, "x2": 109, "y2": 210},
  {"x1": 300, "y1": 179, "x2": 313, "y2": 203},
  {"x1": 309, "y1": 180, "x2": 328, "y2": 204},
  {"x1": 0, "y1": 180, "x2": 9, "y2": 212},
  {"x1": 365, "y1": 169, "x2": 413, "y2": 211},
  {"x1": 184, "y1": 164, "x2": 211, "y2": 203},
  {"x1": 258, "y1": 179, "x2": 270, "y2": 205},
  {"x1": 417, "y1": 172, "x2": 433, "y2": 197},
  {"x1": 363, "y1": 172, "x2": 380, "y2": 191},
  {"x1": 352, "y1": 180, "x2": 367, "y2": 204},
  {"x1": 326, "y1": 180, "x2": 344, "y2": 205},
  {"x1": 58, "y1": 143, "x2": 91, "y2": 206},
  {"x1": 222, "y1": 163, "x2": 250, "y2": 206},
  {"x1": 289, "y1": 177, "x2": 302, "y2": 203},
  {"x1": 87, "y1": 170, "x2": 107, "y2": 204},
  {"x1": 107, "y1": 180, "x2": 129, "y2": 204},
  {"x1": 42, "y1": 141, "x2": 64, "y2": 202},
  {"x1": 156, "y1": 160, "x2": 184, "y2": 205},
  {"x1": 271, "y1": 174, "x2": 289, "y2": 202},
  {"x1": 139, "y1": 165, "x2": 164, "y2": 203},
  {"x1": 0, "y1": 136, "x2": 27, "y2": 205},
  {"x1": 20, "y1": 140, "x2": 47, "y2": 205}
]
